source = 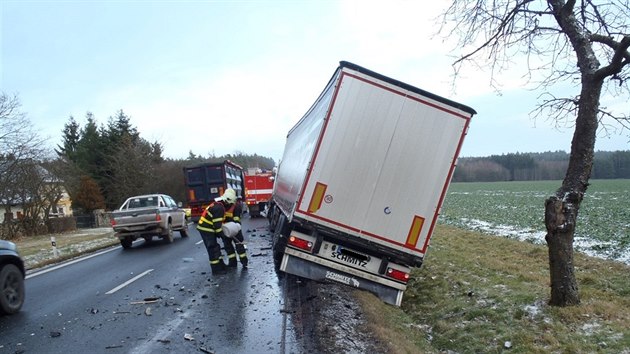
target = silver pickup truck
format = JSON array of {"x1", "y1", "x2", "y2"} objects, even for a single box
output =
[{"x1": 110, "y1": 194, "x2": 189, "y2": 249}]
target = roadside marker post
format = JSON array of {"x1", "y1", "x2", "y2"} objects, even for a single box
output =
[{"x1": 51, "y1": 236, "x2": 60, "y2": 257}]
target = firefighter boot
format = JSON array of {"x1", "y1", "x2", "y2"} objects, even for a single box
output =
[
  {"x1": 210, "y1": 260, "x2": 227, "y2": 274},
  {"x1": 228, "y1": 257, "x2": 238, "y2": 268},
  {"x1": 241, "y1": 256, "x2": 249, "y2": 269}
]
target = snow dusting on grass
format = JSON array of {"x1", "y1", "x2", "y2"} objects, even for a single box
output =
[
  {"x1": 441, "y1": 180, "x2": 630, "y2": 265},
  {"x1": 19, "y1": 227, "x2": 118, "y2": 270}
]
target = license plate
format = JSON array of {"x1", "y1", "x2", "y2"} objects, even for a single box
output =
[{"x1": 317, "y1": 241, "x2": 381, "y2": 273}]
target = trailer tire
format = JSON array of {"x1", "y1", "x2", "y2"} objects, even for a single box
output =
[
  {"x1": 268, "y1": 204, "x2": 280, "y2": 233},
  {"x1": 272, "y1": 214, "x2": 288, "y2": 270}
]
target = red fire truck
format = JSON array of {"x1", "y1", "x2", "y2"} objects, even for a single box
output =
[{"x1": 244, "y1": 168, "x2": 274, "y2": 217}]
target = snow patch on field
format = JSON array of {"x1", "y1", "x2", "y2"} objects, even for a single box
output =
[{"x1": 453, "y1": 218, "x2": 630, "y2": 266}]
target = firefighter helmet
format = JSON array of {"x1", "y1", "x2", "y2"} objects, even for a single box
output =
[{"x1": 218, "y1": 188, "x2": 237, "y2": 204}]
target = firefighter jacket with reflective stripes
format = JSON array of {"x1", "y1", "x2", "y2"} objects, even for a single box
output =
[
  {"x1": 197, "y1": 202, "x2": 226, "y2": 234},
  {"x1": 225, "y1": 201, "x2": 242, "y2": 224}
]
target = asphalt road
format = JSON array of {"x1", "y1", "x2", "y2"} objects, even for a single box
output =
[{"x1": 0, "y1": 217, "x2": 324, "y2": 354}]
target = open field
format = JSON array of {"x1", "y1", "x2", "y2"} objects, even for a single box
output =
[{"x1": 440, "y1": 179, "x2": 630, "y2": 264}]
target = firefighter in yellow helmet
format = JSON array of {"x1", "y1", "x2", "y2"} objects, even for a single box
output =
[
  {"x1": 222, "y1": 195, "x2": 248, "y2": 269},
  {"x1": 196, "y1": 188, "x2": 238, "y2": 274}
]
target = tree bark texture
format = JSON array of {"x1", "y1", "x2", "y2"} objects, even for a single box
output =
[
  {"x1": 544, "y1": 194, "x2": 580, "y2": 306},
  {"x1": 543, "y1": 71, "x2": 603, "y2": 306}
]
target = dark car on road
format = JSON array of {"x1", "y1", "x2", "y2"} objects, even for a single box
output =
[{"x1": 0, "y1": 240, "x2": 25, "y2": 315}]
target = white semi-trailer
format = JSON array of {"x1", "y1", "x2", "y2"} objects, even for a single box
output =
[{"x1": 268, "y1": 61, "x2": 476, "y2": 306}]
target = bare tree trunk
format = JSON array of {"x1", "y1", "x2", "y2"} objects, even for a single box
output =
[
  {"x1": 544, "y1": 76, "x2": 602, "y2": 306},
  {"x1": 544, "y1": 193, "x2": 580, "y2": 305}
]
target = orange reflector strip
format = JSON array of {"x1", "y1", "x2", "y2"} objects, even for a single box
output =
[
  {"x1": 406, "y1": 215, "x2": 425, "y2": 248},
  {"x1": 307, "y1": 182, "x2": 327, "y2": 213},
  {"x1": 188, "y1": 190, "x2": 196, "y2": 201}
]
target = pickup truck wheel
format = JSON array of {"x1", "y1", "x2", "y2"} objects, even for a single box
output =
[
  {"x1": 121, "y1": 237, "x2": 133, "y2": 249},
  {"x1": 164, "y1": 223, "x2": 174, "y2": 243},
  {"x1": 180, "y1": 226, "x2": 189, "y2": 238},
  {"x1": 0, "y1": 264, "x2": 25, "y2": 315}
]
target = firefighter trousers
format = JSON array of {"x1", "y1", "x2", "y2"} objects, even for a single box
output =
[
  {"x1": 199, "y1": 230, "x2": 226, "y2": 272},
  {"x1": 222, "y1": 230, "x2": 248, "y2": 268}
]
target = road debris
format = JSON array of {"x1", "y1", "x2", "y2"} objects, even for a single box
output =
[{"x1": 130, "y1": 297, "x2": 160, "y2": 305}]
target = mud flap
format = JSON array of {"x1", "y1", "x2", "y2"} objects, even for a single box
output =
[{"x1": 281, "y1": 253, "x2": 404, "y2": 306}]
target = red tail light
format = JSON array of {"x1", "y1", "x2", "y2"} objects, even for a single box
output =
[
  {"x1": 288, "y1": 235, "x2": 314, "y2": 252},
  {"x1": 110, "y1": 219, "x2": 116, "y2": 226},
  {"x1": 386, "y1": 267, "x2": 410, "y2": 283},
  {"x1": 156, "y1": 213, "x2": 162, "y2": 222}
]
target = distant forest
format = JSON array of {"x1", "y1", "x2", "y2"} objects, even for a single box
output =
[{"x1": 452, "y1": 150, "x2": 630, "y2": 182}]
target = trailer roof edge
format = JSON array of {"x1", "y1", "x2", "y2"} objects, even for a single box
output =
[{"x1": 339, "y1": 61, "x2": 477, "y2": 116}]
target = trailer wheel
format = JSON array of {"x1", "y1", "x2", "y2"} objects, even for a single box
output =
[
  {"x1": 268, "y1": 204, "x2": 280, "y2": 232},
  {"x1": 272, "y1": 215, "x2": 288, "y2": 270}
]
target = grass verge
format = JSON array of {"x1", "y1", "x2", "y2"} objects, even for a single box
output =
[
  {"x1": 354, "y1": 224, "x2": 630, "y2": 354},
  {"x1": 13, "y1": 227, "x2": 119, "y2": 271}
]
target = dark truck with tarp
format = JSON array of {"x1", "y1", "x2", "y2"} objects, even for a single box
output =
[{"x1": 183, "y1": 160, "x2": 245, "y2": 222}]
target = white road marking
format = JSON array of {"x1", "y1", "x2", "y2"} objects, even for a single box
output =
[
  {"x1": 26, "y1": 246, "x2": 120, "y2": 279},
  {"x1": 105, "y1": 269, "x2": 154, "y2": 294}
]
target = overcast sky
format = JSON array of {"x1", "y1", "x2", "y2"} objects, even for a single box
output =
[{"x1": 2, "y1": 0, "x2": 628, "y2": 163}]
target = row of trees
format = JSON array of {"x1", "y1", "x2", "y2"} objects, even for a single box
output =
[
  {"x1": 453, "y1": 150, "x2": 630, "y2": 182},
  {"x1": 1, "y1": 94, "x2": 274, "y2": 239},
  {"x1": 57, "y1": 112, "x2": 275, "y2": 212}
]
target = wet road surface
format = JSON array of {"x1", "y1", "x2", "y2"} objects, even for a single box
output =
[{"x1": 1, "y1": 215, "x2": 385, "y2": 354}]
